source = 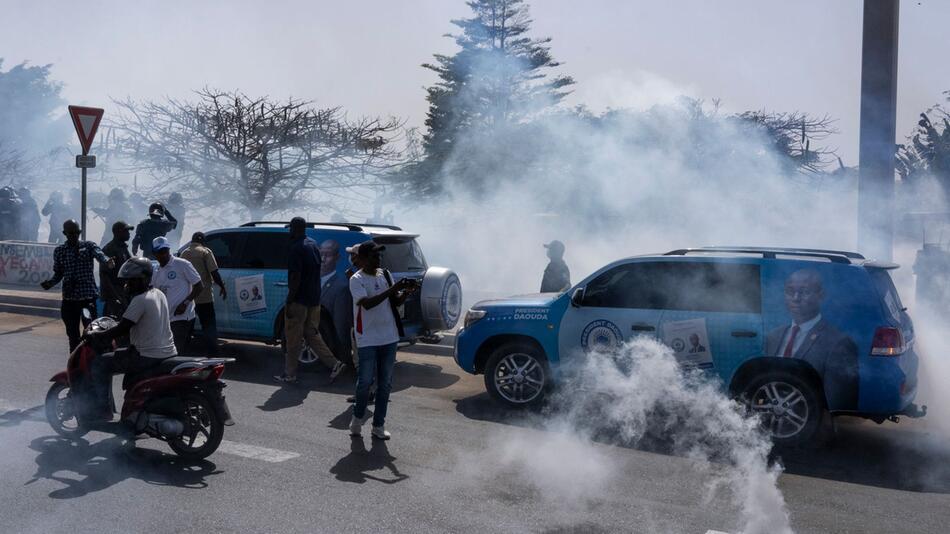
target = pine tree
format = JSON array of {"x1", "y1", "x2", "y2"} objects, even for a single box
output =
[{"x1": 410, "y1": 0, "x2": 574, "y2": 195}]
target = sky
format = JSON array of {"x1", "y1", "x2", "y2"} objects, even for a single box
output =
[{"x1": 2, "y1": 0, "x2": 949, "y2": 164}]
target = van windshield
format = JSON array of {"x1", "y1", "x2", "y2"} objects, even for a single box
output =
[{"x1": 378, "y1": 238, "x2": 428, "y2": 272}]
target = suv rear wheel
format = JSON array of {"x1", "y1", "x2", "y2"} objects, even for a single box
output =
[
  {"x1": 739, "y1": 370, "x2": 823, "y2": 447},
  {"x1": 484, "y1": 343, "x2": 549, "y2": 408}
]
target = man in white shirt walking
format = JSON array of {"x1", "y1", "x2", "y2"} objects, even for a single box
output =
[
  {"x1": 152, "y1": 236, "x2": 203, "y2": 355},
  {"x1": 348, "y1": 241, "x2": 417, "y2": 440}
]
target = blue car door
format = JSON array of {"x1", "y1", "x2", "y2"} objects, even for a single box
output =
[
  {"x1": 201, "y1": 231, "x2": 246, "y2": 336},
  {"x1": 227, "y1": 231, "x2": 290, "y2": 339},
  {"x1": 558, "y1": 261, "x2": 665, "y2": 363},
  {"x1": 654, "y1": 260, "x2": 764, "y2": 382}
]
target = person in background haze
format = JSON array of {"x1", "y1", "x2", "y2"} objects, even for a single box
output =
[
  {"x1": 40, "y1": 219, "x2": 115, "y2": 352},
  {"x1": 42, "y1": 191, "x2": 70, "y2": 244},
  {"x1": 100, "y1": 221, "x2": 134, "y2": 318},
  {"x1": 94, "y1": 188, "x2": 133, "y2": 245},
  {"x1": 16, "y1": 187, "x2": 40, "y2": 241},
  {"x1": 166, "y1": 192, "x2": 185, "y2": 248},
  {"x1": 274, "y1": 217, "x2": 340, "y2": 384},
  {"x1": 132, "y1": 202, "x2": 177, "y2": 260},
  {"x1": 180, "y1": 231, "x2": 228, "y2": 356},
  {"x1": 0, "y1": 187, "x2": 22, "y2": 240},
  {"x1": 151, "y1": 236, "x2": 202, "y2": 355},
  {"x1": 541, "y1": 240, "x2": 571, "y2": 293}
]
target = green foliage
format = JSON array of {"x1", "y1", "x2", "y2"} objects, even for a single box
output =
[
  {"x1": 0, "y1": 59, "x2": 66, "y2": 154},
  {"x1": 897, "y1": 95, "x2": 950, "y2": 190}
]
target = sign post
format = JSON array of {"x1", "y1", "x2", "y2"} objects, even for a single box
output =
[{"x1": 67, "y1": 105, "x2": 104, "y2": 241}]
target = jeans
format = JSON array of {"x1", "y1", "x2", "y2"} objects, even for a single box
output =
[
  {"x1": 171, "y1": 319, "x2": 195, "y2": 356},
  {"x1": 89, "y1": 347, "x2": 136, "y2": 416},
  {"x1": 283, "y1": 302, "x2": 336, "y2": 377},
  {"x1": 195, "y1": 302, "x2": 218, "y2": 355},
  {"x1": 353, "y1": 342, "x2": 398, "y2": 428},
  {"x1": 61, "y1": 299, "x2": 97, "y2": 353}
]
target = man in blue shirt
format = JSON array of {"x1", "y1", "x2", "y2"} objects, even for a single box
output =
[
  {"x1": 275, "y1": 217, "x2": 340, "y2": 384},
  {"x1": 40, "y1": 219, "x2": 115, "y2": 352}
]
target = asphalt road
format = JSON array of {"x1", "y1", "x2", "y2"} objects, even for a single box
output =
[{"x1": 1, "y1": 312, "x2": 949, "y2": 534}]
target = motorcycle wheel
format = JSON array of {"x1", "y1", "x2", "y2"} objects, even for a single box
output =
[
  {"x1": 45, "y1": 383, "x2": 88, "y2": 438},
  {"x1": 168, "y1": 393, "x2": 224, "y2": 460}
]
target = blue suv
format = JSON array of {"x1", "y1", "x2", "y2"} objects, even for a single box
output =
[
  {"x1": 190, "y1": 221, "x2": 462, "y2": 367},
  {"x1": 454, "y1": 247, "x2": 924, "y2": 445}
]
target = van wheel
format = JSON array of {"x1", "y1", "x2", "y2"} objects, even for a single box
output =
[
  {"x1": 484, "y1": 343, "x2": 548, "y2": 408},
  {"x1": 739, "y1": 370, "x2": 823, "y2": 447}
]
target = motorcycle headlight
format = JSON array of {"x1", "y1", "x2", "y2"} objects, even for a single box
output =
[{"x1": 463, "y1": 309, "x2": 487, "y2": 329}]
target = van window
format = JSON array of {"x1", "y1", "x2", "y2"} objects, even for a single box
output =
[
  {"x1": 203, "y1": 232, "x2": 244, "y2": 269},
  {"x1": 868, "y1": 269, "x2": 903, "y2": 320},
  {"x1": 583, "y1": 261, "x2": 761, "y2": 313},
  {"x1": 378, "y1": 239, "x2": 427, "y2": 272},
  {"x1": 241, "y1": 232, "x2": 290, "y2": 269}
]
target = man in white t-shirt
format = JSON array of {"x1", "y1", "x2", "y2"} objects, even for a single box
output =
[
  {"x1": 347, "y1": 241, "x2": 417, "y2": 440},
  {"x1": 152, "y1": 236, "x2": 203, "y2": 355},
  {"x1": 88, "y1": 257, "x2": 178, "y2": 419}
]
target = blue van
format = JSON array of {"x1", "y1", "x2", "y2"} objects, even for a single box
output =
[
  {"x1": 454, "y1": 247, "x2": 924, "y2": 445},
  {"x1": 191, "y1": 221, "x2": 462, "y2": 367}
]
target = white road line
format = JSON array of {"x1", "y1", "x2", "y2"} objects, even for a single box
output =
[
  {"x1": 705, "y1": 530, "x2": 731, "y2": 534},
  {"x1": 217, "y1": 440, "x2": 300, "y2": 463}
]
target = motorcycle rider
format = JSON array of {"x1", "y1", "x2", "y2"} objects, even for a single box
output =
[{"x1": 86, "y1": 257, "x2": 178, "y2": 419}]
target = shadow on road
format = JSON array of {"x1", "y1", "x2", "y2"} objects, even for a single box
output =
[
  {"x1": 453, "y1": 392, "x2": 950, "y2": 494},
  {"x1": 329, "y1": 436, "x2": 409, "y2": 485},
  {"x1": 0, "y1": 405, "x2": 44, "y2": 427},
  {"x1": 26, "y1": 435, "x2": 222, "y2": 499}
]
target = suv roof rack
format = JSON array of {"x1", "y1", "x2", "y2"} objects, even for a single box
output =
[
  {"x1": 663, "y1": 246, "x2": 864, "y2": 264},
  {"x1": 240, "y1": 221, "x2": 403, "y2": 232}
]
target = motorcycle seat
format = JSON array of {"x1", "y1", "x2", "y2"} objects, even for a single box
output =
[{"x1": 123, "y1": 356, "x2": 209, "y2": 388}]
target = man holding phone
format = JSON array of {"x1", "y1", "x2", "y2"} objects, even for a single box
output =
[{"x1": 348, "y1": 241, "x2": 418, "y2": 440}]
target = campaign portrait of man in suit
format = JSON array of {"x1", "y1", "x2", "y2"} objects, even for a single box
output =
[
  {"x1": 318, "y1": 239, "x2": 354, "y2": 366},
  {"x1": 765, "y1": 268, "x2": 860, "y2": 410}
]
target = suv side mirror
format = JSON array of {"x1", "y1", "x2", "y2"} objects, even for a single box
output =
[{"x1": 570, "y1": 287, "x2": 585, "y2": 308}]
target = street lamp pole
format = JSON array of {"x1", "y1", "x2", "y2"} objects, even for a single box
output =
[{"x1": 857, "y1": 0, "x2": 900, "y2": 261}]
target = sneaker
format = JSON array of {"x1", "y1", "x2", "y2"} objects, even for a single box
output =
[
  {"x1": 273, "y1": 373, "x2": 298, "y2": 385},
  {"x1": 349, "y1": 414, "x2": 370, "y2": 436},
  {"x1": 371, "y1": 425, "x2": 391, "y2": 440},
  {"x1": 330, "y1": 361, "x2": 347, "y2": 382}
]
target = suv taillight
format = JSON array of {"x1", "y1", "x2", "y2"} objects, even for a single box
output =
[{"x1": 871, "y1": 327, "x2": 905, "y2": 356}]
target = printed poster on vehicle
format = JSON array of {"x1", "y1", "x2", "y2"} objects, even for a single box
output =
[
  {"x1": 235, "y1": 274, "x2": 267, "y2": 317},
  {"x1": 662, "y1": 318, "x2": 713, "y2": 369}
]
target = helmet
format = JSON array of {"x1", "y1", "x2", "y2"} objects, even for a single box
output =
[
  {"x1": 0, "y1": 186, "x2": 16, "y2": 200},
  {"x1": 108, "y1": 188, "x2": 126, "y2": 201},
  {"x1": 148, "y1": 202, "x2": 165, "y2": 217},
  {"x1": 168, "y1": 192, "x2": 182, "y2": 204},
  {"x1": 118, "y1": 257, "x2": 154, "y2": 280}
]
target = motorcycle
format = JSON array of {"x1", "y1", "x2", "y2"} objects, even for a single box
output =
[{"x1": 44, "y1": 314, "x2": 236, "y2": 460}]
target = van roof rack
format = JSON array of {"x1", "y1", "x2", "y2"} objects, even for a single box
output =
[
  {"x1": 663, "y1": 246, "x2": 864, "y2": 264},
  {"x1": 240, "y1": 221, "x2": 403, "y2": 232}
]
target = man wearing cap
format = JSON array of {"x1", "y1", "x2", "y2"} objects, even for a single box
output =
[
  {"x1": 152, "y1": 236, "x2": 203, "y2": 354},
  {"x1": 40, "y1": 220, "x2": 115, "y2": 352},
  {"x1": 541, "y1": 240, "x2": 571, "y2": 293},
  {"x1": 348, "y1": 240, "x2": 418, "y2": 440},
  {"x1": 275, "y1": 217, "x2": 340, "y2": 384},
  {"x1": 180, "y1": 232, "x2": 228, "y2": 356},
  {"x1": 132, "y1": 202, "x2": 178, "y2": 260},
  {"x1": 101, "y1": 220, "x2": 134, "y2": 318}
]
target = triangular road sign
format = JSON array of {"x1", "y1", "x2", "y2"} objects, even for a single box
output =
[{"x1": 67, "y1": 105, "x2": 104, "y2": 155}]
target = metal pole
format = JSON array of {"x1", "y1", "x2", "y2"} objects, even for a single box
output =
[
  {"x1": 81, "y1": 166, "x2": 87, "y2": 241},
  {"x1": 857, "y1": 0, "x2": 900, "y2": 261}
]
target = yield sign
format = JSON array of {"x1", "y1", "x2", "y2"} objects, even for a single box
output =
[{"x1": 67, "y1": 105, "x2": 104, "y2": 155}]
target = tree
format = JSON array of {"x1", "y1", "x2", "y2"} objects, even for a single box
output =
[
  {"x1": 897, "y1": 97, "x2": 950, "y2": 191},
  {"x1": 409, "y1": 0, "x2": 574, "y2": 195},
  {"x1": 734, "y1": 110, "x2": 838, "y2": 176},
  {"x1": 106, "y1": 89, "x2": 407, "y2": 219}
]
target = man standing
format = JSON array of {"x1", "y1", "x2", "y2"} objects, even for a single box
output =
[
  {"x1": 319, "y1": 239, "x2": 354, "y2": 369},
  {"x1": 541, "y1": 240, "x2": 571, "y2": 293},
  {"x1": 40, "y1": 220, "x2": 115, "y2": 352},
  {"x1": 274, "y1": 217, "x2": 339, "y2": 384},
  {"x1": 16, "y1": 187, "x2": 40, "y2": 241},
  {"x1": 181, "y1": 232, "x2": 228, "y2": 355},
  {"x1": 132, "y1": 202, "x2": 177, "y2": 260},
  {"x1": 166, "y1": 192, "x2": 186, "y2": 249},
  {"x1": 42, "y1": 191, "x2": 69, "y2": 244},
  {"x1": 93, "y1": 188, "x2": 133, "y2": 245},
  {"x1": 152, "y1": 236, "x2": 203, "y2": 355},
  {"x1": 100, "y1": 221, "x2": 134, "y2": 318},
  {"x1": 348, "y1": 241, "x2": 417, "y2": 440}
]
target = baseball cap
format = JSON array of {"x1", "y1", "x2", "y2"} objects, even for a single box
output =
[
  {"x1": 152, "y1": 236, "x2": 171, "y2": 252},
  {"x1": 347, "y1": 240, "x2": 385, "y2": 257},
  {"x1": 112, "y1": 220, "x2": 134, "y2": 233}
]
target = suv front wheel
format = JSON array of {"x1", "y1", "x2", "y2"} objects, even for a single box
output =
[
  {"x1": 739, "y1": 370, "x2": 824, "y2": 447},
  {"x1": 484, "y1": 343, "x2": 549, "y2": 408}
]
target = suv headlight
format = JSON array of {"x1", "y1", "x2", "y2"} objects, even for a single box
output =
[{"x1": 464, "y1": 309, "x2": 487, "y2": 329}]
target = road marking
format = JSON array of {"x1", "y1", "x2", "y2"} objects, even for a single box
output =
[
  {"x1": 705, "y1": 530, "x2": 731, "y2": 534},
  {"x1": 217, "y1": 440, "x2": 300, "y2": 463}
]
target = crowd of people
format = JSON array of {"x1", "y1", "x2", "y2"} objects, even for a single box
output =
[{"x1": 0, "y1": 186, "x2": 184, "y2": 249}]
